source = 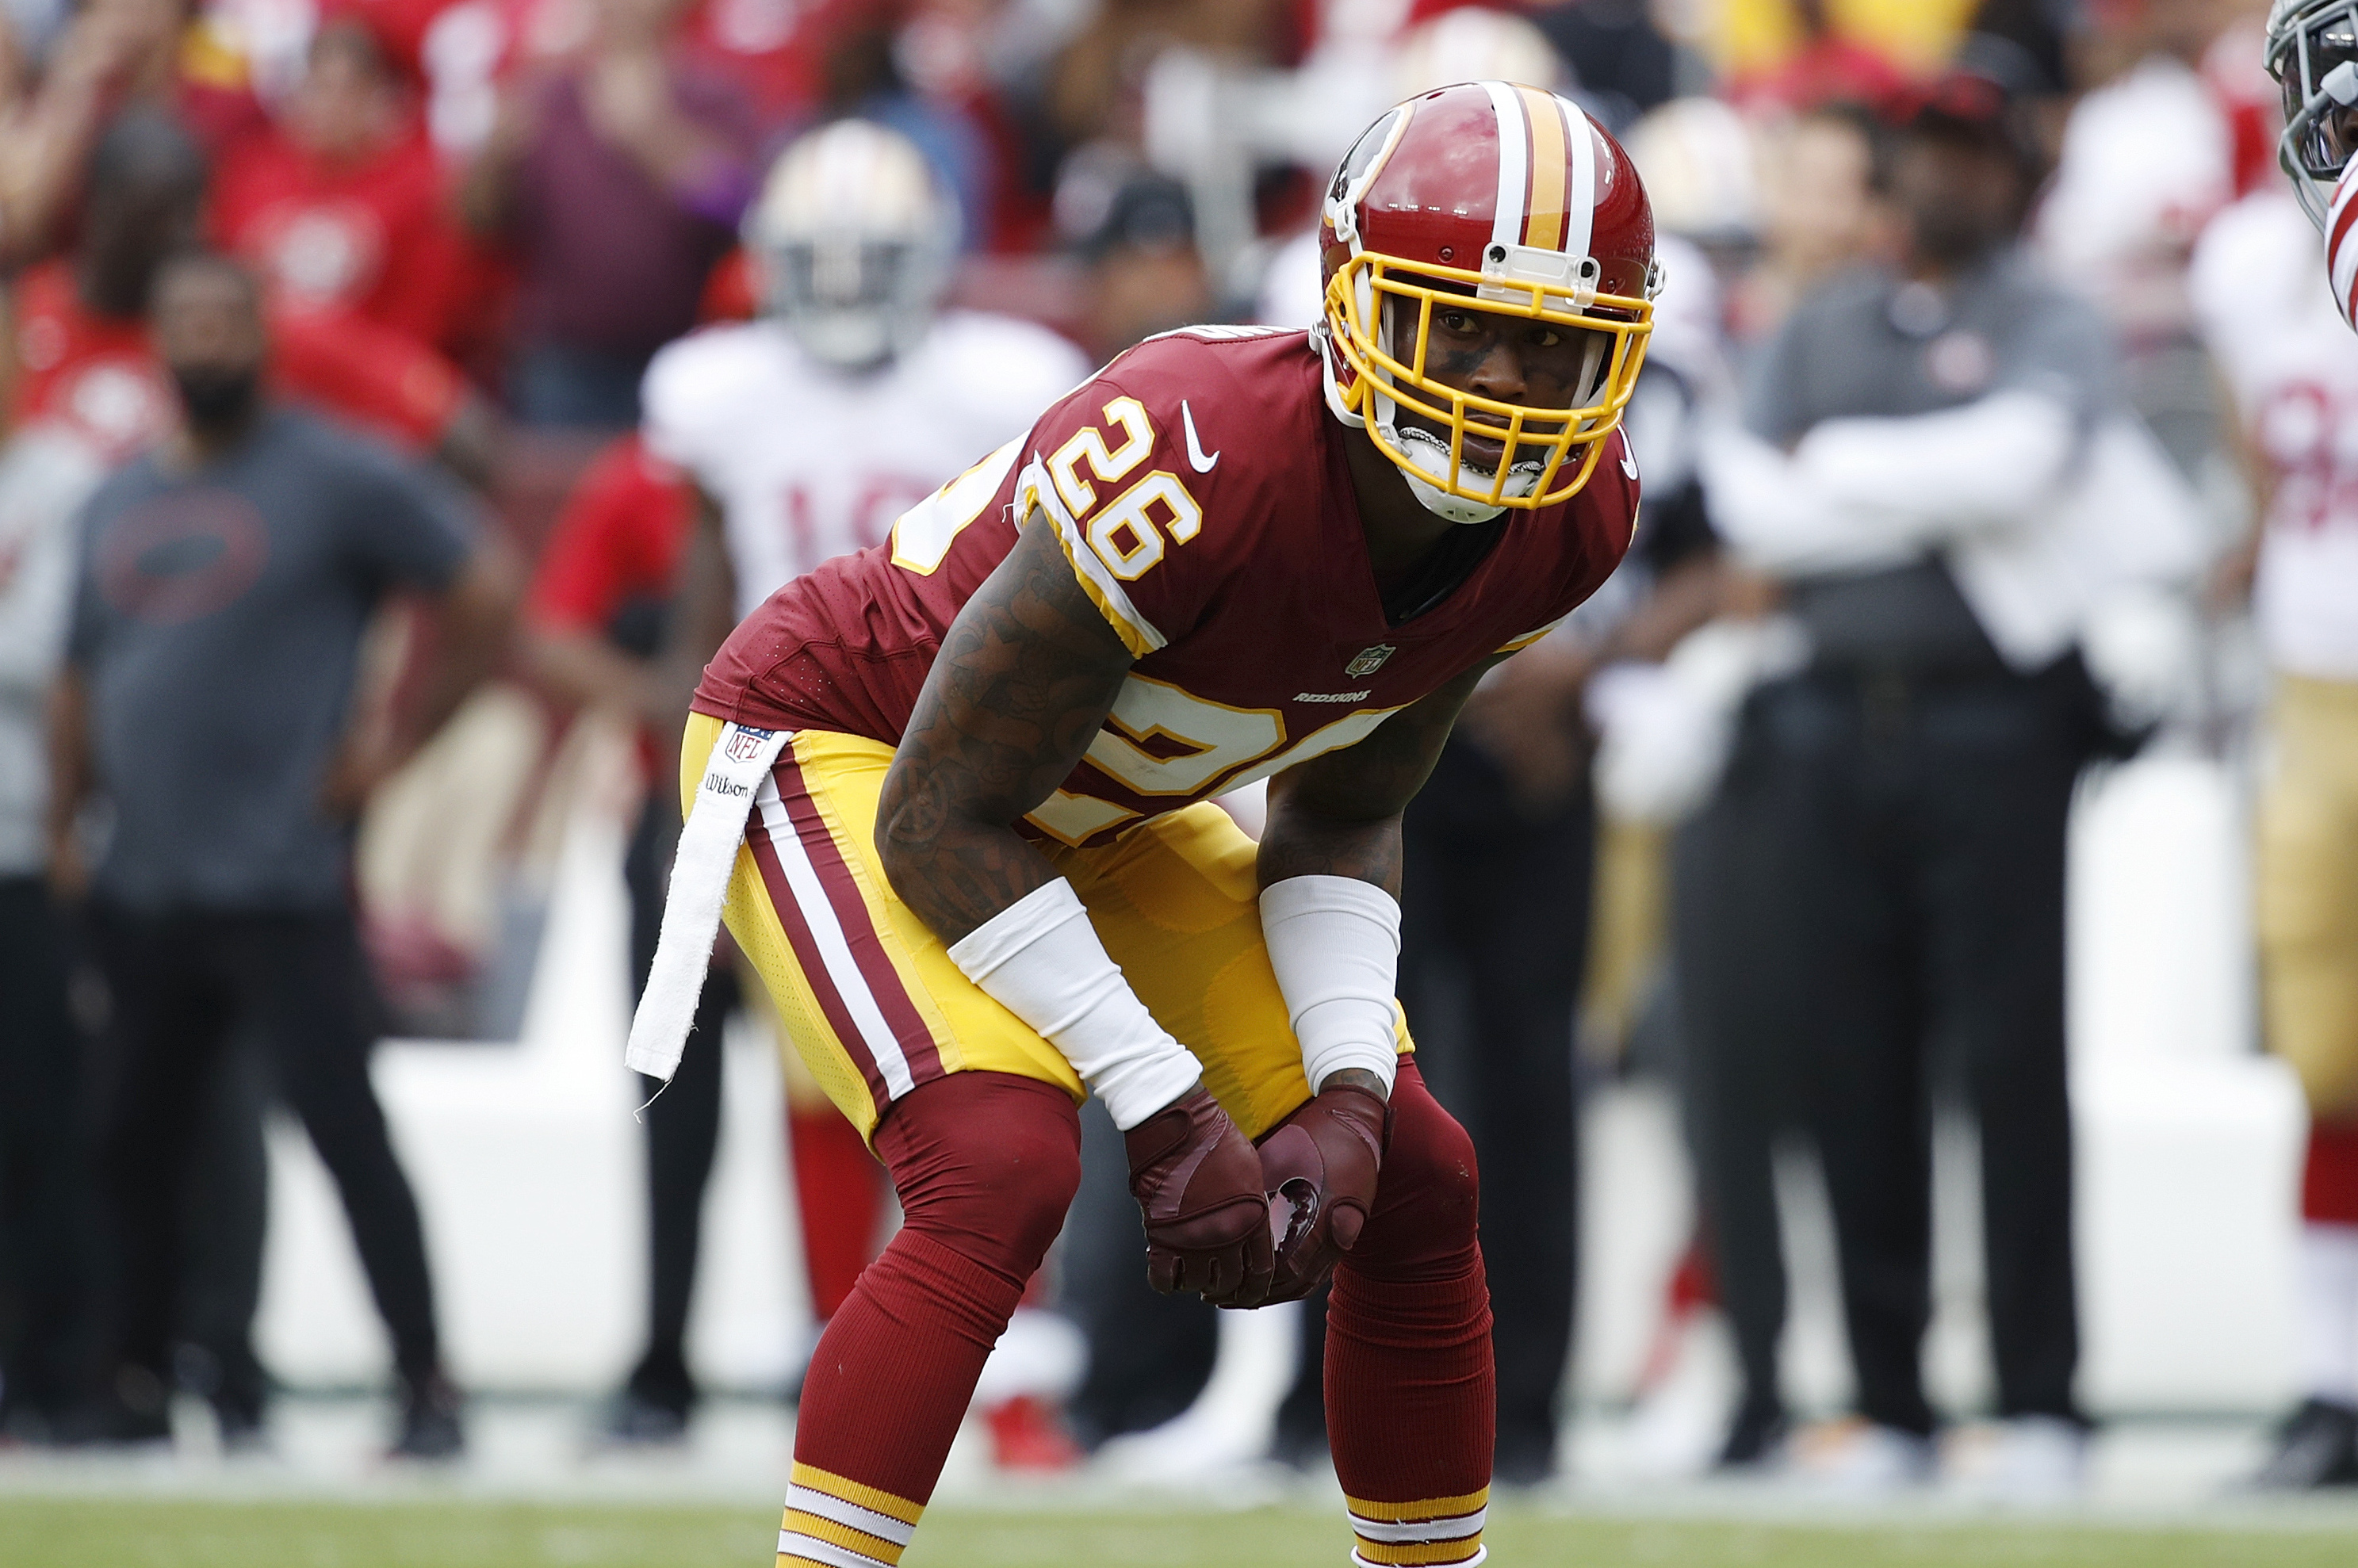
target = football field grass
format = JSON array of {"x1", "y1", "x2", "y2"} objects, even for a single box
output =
[{"x1": 6, "y1": 1497, "x2": 2358, "y2": 1567}]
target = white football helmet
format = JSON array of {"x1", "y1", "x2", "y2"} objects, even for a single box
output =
[
  {"x1": 2268, "y1": 0, "x2": 2358, "y2": 229},
  {"x1": 745, "y1": 120, "x2": 957, "y2": 371}
]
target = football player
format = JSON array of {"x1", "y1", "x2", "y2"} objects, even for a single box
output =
[
  {"x1": 630, "y1": 82, "x2": 1653, "y2": 1567},
  {"x1": 634, "y1": 120, "x2": 1090, "y2": 1451},
  {"x1": 645, "y1": 119, "x2": 1089, "y2": 636},
  {"x1": 2192, "y1": 117, "x2": 2358, "y2": 1488},
  {"x1": 2270, "y1": 0, "x2": 2358, "y2": 323}
]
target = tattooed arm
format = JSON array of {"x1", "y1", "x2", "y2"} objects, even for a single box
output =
[
  {"x1": 1258, "y1": 659, "x2": 1496, "y2": 899},
  {"x1": 876, "y1": 511, "x2": 1135, "y2": 942}
]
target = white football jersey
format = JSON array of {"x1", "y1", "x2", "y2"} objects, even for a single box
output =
[
  {"x1": 2191, "y1": 191, "x2": 2358, "y2": 680},
  {"x1": 2034, "y1": 54, "x2": 2231, "y2": 315},
  {"x1": 642, "y1": 311, "x2": 1092, "y2": 621}
]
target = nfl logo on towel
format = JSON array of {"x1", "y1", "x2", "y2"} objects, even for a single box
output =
[
  {"x1": 1345, "y1": 644, "x2": 1395, "y2": 678},
  {"x1": 725, "y1": 726, "x2": 775, "y2": 763}
]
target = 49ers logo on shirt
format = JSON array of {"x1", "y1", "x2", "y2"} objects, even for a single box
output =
[
  {"x1": 249, "y1": 199, "x2": 387, "y2": 310},
  {"x1": 2258, "y1": 377, "x2": 2358, "y2": 535}
]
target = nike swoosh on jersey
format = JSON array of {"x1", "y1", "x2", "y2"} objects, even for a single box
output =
[
  {"x1": 1620, "y1": 446, "x2": 1639, "y2": 481},
  {"x1": 1181, "y1": 400, "x2": 1219, "y2": 473}
]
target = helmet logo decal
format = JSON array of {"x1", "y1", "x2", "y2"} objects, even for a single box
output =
[
  {"x1": 1327, "y1": 105, "x2": 1414, "y2": 248},
  {"x1": 1334, "y1": 108, "x2": 1406, "y2": 203}
]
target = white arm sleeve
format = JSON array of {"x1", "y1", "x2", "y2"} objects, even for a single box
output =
[
  {"x1": 1704, "y1": 392, "x2": 2080, "y2": 577},
  {"x1": 1795, "y1": 389, "x2": 2078, "y2": 534},
  {"x1": 947, "y1": 879, "x2": 1203, "y2": 1130},
  {"x1": 1259, "y1": 874, "x2": 1402, "y2": 1096}
]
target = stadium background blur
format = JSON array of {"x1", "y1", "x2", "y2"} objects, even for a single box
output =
[{"x1": 2, "y1": 0, "x2": 2356, "y2": 1562}]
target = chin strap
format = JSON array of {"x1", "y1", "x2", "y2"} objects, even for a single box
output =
[
  {"x1": 1315, "y1": 318, "x2": 1365, "y2": 430},
  {"x1": 1394, "y1": 432, "x2": 1510, "y2": 525},
  {"x1": 1317, "y1": 317, "x2": 1513, "y2": 526}
]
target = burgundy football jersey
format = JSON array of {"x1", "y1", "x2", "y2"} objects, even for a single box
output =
[{"x1": 693, "y1": 326, "x2": 1638, "y2": 847}]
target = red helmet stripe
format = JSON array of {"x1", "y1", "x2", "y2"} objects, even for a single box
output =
[
  {"x1": 1518, "y1": 84, "x2": 1568, "y2": 251},
  {"x1": 2332, "y1": 157, "x2": 2358, "y2": 325}
]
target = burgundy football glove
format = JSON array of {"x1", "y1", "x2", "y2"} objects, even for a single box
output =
[
  {"x1": 1257, "y1": 1081, "x2": 1389, "y2": 1302},
  {"x1": 1124, "y1": 1086, "x2": 1276, "y2": 1308}
]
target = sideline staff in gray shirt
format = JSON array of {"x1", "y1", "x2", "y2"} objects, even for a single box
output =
[
  {"x1": 1682, "y1": 75, "x2": 2111, "y2": 1489},
  {"x1": 48, "y1": 253, "x2": 514, "y2": 1458}
]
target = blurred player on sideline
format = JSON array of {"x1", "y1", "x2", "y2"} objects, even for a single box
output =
[
  {"x1": 618, "y1": 120, "x2": 1089, "y2": 1450},
  {"x1": 2193, "y1": 128, "x2": 2358, "y2": 1493},
  {"x1": 2248, "y1": 0, "x2": 2358, "y2": 1486},
  {"x1": 629, "y1": 82, "x2": 1654, "y2": 1567}
]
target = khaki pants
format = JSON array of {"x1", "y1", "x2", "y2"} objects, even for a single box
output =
[{"x1": 2260, "y1": 674, "x2": 2358, "y2": 1119}]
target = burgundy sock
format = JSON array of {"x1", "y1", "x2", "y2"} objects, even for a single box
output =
[
  {"x1": 781, "y1": 1230, "x2": 1023, "y2": 1565},
  {"x1": 2304, "y1": 1120, "x2": 2358, "y2": 1226},
  {"x1": 1324, "y1": 1256, "x2": 1495, "y2": 1566},
  {"x1": 779, "y1": 1072, "x2": 1079, "y2": 1568}
]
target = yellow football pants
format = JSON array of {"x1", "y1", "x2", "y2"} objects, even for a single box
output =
[{"x1": 682, "y1": 714, "x2": 1408, "y2": 1142}]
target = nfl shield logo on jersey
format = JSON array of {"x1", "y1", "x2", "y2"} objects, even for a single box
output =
[
  {"x1": 1345, "y1": 644, "x2": 1396, "y2": 678},
  {"x1": 725, "y1": 725, "x2": 775, "y2": 763}
]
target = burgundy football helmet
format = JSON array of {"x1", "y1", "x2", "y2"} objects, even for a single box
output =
[{"x1": 1317, "y1": 80, "x2": 1659, "y2": 522}]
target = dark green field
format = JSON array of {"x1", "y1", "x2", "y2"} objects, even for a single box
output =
[{"x1": 6, "y1": 1497, "x2": 2358, "y2": 1568}]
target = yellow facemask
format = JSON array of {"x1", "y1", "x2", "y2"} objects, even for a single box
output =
[{"x1": 1324, "y1": 248, "x2": 1654, "y2": 511}]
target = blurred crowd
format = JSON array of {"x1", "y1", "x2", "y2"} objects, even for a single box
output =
[{"x1": 2, "y1": 0, "x2": 2356, "y2": 1505}]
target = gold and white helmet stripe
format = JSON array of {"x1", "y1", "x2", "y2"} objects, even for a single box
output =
[{"x1": 1479, "y1": 79, "x2": 1595, "y2": 261}]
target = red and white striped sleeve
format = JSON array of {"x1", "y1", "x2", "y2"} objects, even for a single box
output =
[{"x1": 2329, "y1": 155, "x2": 2358, "y2": 329}]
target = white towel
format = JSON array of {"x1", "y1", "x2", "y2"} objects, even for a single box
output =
[{"x1": 624, "y1": 721, "x2": 793, "y2": 1083}]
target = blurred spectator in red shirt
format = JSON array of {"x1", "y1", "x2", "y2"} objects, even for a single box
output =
[
  {"x1": 676, "y1": 0, "x2": 831, "y2": 132},
  {"x1": 521, "y1": 430, "x2": 687, "y2": 741},
  {"x1": 209, "y1": 4, "x2": 475, "y2": 361},
  {"x1": 360, "y1": 0, "x2": 817, "y2": 157},
  {"x1": 14, "y1": 108, "x2": 496, "y2": 483},
  {"x1": 459, "y1": 0, "x2": 758, "y2": 429},
  {"x1": 0, "y1": 0, "x2": 266, "y2": 266}
]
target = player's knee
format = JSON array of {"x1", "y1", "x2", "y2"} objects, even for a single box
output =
[
  {"x1": 1355, "y1": 1086, "x2": 1481, "y2": 1276},
  {"x1": 1393, "y1": 1100, "x2": 1481, "y2": 1236},
  {"x1": 964, "y1": 1125, "x2": 1083, "y2": 1264},
  {"x1": 888, "y1": 1076, "x2": 1081, "y2": 1279}
]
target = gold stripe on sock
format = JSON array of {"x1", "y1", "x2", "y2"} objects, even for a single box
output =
[
  {"x1": 1345, "y1": 1489, "x2": 1490, "y2": 1524},
  {"x1": 789, "y1": 1462, "x2": 927, "y2": 1525},
  {"x1": 1351, "y1": 1535, "x2": 1486, "y2": 1566}
]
